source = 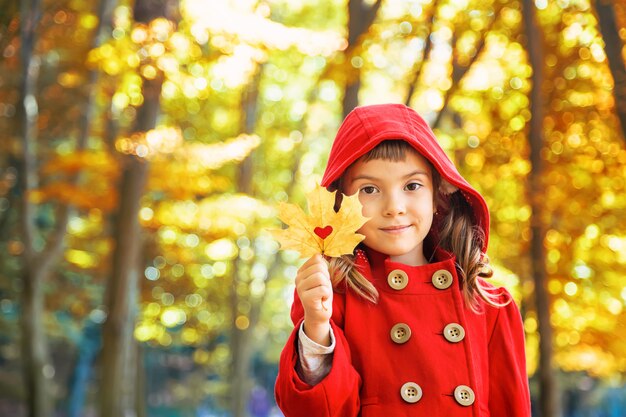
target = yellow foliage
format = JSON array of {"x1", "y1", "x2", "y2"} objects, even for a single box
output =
[
  {"x1": 144, "y1": 134, "x2": 260, "y2": 200},
  {"x1": 34, "y1": 151, "x2": 120, "y2": 211},
  {"x1": 41, "y1": 150, "x2": 118, "y2": 177},
  {"x1": 183, "y1": 0, "x2": 346, "y2": 57},
  {"x1": 65, "y1": 249, "x2": 99, "y2": 269},
  {"x1": 116, "y1": 126, "x2": 183, "y2": 158},
  {"x1": 181, "y1": 134, "x2": 261, "y2": 170},
  {"x1": 143, "y1": 195, "x2": 272, "y2": 237}
]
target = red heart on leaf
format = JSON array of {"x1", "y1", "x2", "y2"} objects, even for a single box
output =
[{"x1": 314, "y1": 225, "x2": 333, "y2": 239}]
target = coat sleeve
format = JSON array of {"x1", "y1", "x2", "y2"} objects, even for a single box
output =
[
  {"x1": 274, "y1": 290, "x2": 362, "y2": 417},
  {"x1": 487, "y1": 289, "x2": 532, "y2": 416}
]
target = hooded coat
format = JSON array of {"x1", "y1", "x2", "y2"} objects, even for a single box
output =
[{"x1": 275, "y1": 104, "x2": 531, "y2": 417}]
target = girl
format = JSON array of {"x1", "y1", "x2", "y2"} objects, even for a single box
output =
[{"x1": 275, "y1": 104, "x2": 531, "y2": 417}]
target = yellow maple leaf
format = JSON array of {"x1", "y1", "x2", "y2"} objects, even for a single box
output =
[{"x1": 271, "y1": 184, "x2": 369, "y2": 258}]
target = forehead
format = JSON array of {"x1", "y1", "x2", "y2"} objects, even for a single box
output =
[{"x1": 346, "y1": 150, "x2": 432, "y2": 178}]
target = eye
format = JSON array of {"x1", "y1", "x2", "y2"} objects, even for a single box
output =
[
  {"x1": 405, "y1": 182, "x2": 422, "y2": 191},
  {"x1": 360, "y1": 186, "x2": 378, "y2": 195}
]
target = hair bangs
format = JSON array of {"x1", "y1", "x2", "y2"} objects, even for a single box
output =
[{"x1": 362, "y1": 140, "x2": 415, "y2": 162}]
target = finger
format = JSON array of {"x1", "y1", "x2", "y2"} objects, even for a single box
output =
[
  {"x1": 302, "y1": 286, "x2": 333, "y2": 307},
  {"x1": 320, "y1": 295, "x2": 332, "y2": 312},
  {"x1": 301, "y1": 264, "x2": 330, "y2": 282},
  {"x1": 302, "y1": 257, "x2": 330, "y2": 276},
  {"x1": 297, "y1": 272, "x2": 331, "y2": 292},
  {"x1": 296, "y1": 263, "x2": 330, "y2": 286},
  {"x1": 301, "y1": 254, "x2": 324, "y2": 269}
]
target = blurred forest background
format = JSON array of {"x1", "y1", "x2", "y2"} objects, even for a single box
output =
[{"x1": 1, "y1": 0, "x2": 626, "y2": 416}]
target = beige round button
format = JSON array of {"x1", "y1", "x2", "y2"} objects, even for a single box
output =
[
  {"x1": 431, "y1": 269, "x2": 453, "y2": 289},
  {"x1": 390, "y1": 323, "x2": 411, "y2": 344},
  {"x1": 388, "y1": 269, "x2": 409, "y2": 290},
  {"x1": 400, "y1": 382, "x2": 423, "y2": 403},
  {"x1": 454, "y1": 385, "x2": 475, "y2": 406},
  {"x1": 443, "y1": 323, "x2": 465, "y2": 343}
]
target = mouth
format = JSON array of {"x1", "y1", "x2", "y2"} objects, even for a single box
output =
[{"x1": 380, "y1": 225, "x2": 412, "y2": 233}]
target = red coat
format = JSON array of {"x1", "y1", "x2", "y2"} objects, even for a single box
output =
[
  {"x1": 275, "y1": 248, "x2": 531, "y2": 417},
  {"x1": 275, "y1": 104, "x2": 531, "y2": 416}
]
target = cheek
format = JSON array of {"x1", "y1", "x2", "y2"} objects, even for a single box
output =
[
  {"x1": 358, "y1": 198, "x2": 376, "y2": 218},
  {"x1": 420, "y1": 192, "x2": 435, "y2": 210},
  {"x1": 421, "y1": 205, "x2": 435, "y2": 219}
]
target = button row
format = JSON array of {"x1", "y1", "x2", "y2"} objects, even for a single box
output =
[
  {"x1": 400, "y1": 383, "x2": 475, "y2": 406},
  {"x1": 389, "y1": 322, "x2": 465, "y2": 344},
  {"x1": 387, "y1": 269, "x2": 453, "y2": 291}
]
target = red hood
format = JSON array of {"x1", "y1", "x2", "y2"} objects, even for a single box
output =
[{"x1": 321, "y1": 103, "x2": 490, "y2": 252}]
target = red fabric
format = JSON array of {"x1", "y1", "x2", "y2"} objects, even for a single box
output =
[
  {"x1": 321, "y1": 103, "x2": 490, "y2": 251},
  {"x1": 275, "y1": 249, "x2": 531, "y2": 417},
  {"x1": 275, "y1": 104, "x2": 530, "y2": 416}
]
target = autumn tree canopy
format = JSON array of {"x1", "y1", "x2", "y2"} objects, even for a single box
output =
[{"x1": 0, "y1": 0, "x2": 625, "y2": 416}]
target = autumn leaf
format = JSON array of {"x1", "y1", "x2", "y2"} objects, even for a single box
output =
[{"x1": 271, "y1": 184, "x2": 369, "y2": 258}]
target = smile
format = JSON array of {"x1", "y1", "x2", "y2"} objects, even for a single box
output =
[{"x1": 380, "y1": 225, "x2": 413, "y2": 234}]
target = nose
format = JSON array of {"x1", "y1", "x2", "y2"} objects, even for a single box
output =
[{"x1": 383, "y1": 191, "x2": 406, "y2": 216}]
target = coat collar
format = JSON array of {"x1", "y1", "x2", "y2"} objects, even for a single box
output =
[{"x1": 354, "y1": 247, "x2": 460, "y2": 295}]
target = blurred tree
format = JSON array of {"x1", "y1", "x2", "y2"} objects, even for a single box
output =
[
  {"x1": 230, "y1": 68, "x2": 263, "y2": 417},
  {"x1": 141, "y1": 3, "x2": 349, "y2": 415},
  {"x1": 343, "y1": 0, "x2": 382, "y2": 117},
  {"x1": 350, "y1": 0, "x2": 624, "y2": 413},
  {"x1": 430, "y1": 0, "x2": 502, "y2": 130},
  {"x1": 1, "y1": 2, "x2": 625, "y2": 417},
  {"x1": 3, "y1": 0, "x2": 121, "y2": 413},
  {"x1": 595, "y1": 0, "x2": 626, "y2": 139},
  {"x1": 100, "y1": 1, "x2": 179, "y2": 416},
  {"x1": 521, "y1": 0, "x2": 559, "y2": 416},
  {"x1": 16, "y1": 1, "x2": 63, "y2": 416},
  {"x1": 64, "y1": 3, "x2": 117, "y2": 417}
]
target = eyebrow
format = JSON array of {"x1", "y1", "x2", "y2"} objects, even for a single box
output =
[{"x1": 350, "y1": 170, "x2": 429, "y2": 182}]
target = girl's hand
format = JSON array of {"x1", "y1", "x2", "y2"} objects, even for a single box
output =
[{"x1": 295, "y1": 254, "x2": 333, "y2": 346}]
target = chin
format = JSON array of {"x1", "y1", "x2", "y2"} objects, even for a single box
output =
[{"x1": 386, "y1": 248, "x2": 414, "y2": 258}]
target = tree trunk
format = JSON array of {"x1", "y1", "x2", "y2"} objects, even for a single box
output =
[
  {"x1": 19, "y1": 264, "x2": 50, "y2": 417},
  {"x1": 99, "y1": 1, "x2": 172, "y2": 415},
  {"x1": 595, "y1": 0, "x2": 626, "y2": 141},
  {"x1": 230, "y1": 67, "x2": 261, "y2": 417},
  {"x1": 135, "y1": 342, "x2": 147, "y2": 417},
  {"x1": 521, "y1": 0, "x2": 560, "y2": 416},
  {"x1": 343, "y1": 81, "x2": 361, "y2": 119},
  {"x1": 77, "y1": 0, "x2": 117, "y2": 150},
  {"x1": 342, "y1": 0, "x2": 382, "y2": 118},
  {"x1": 229, "y1": 293, "x2": 255, "y2": 417},
  {"x1": 17, "y1": 2, "x2": 50, "y2": 417},
  {"x1": 100, "y1": 155, "x2": 148, "y2": 417}
]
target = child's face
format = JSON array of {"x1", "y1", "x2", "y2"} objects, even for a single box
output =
[{"x1": 343, "y1": 151, "x2": 435, "y2": 266}]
